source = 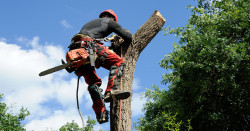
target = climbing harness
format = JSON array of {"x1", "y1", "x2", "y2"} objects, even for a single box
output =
[
  {"x1": 68, "y1": 34, "x2": 97, "y2": 67},
  {"x1": 68, "y1": 34, "x2": 116, "y2": 68}
]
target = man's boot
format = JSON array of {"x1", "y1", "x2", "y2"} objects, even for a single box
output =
[
  {"x1": 96, "y1": 110, "x2": 109, "y2": 124},
  {"x1": 104, "y1": 90, "x2": 130, "y2": 102}
]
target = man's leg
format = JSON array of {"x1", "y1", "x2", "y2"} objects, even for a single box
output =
[
  {"x1": 104, "y1": 63, "x2": 130, "y2": 102},
  {"x1": 96, "y1": 46, "x2": 130, "y2": 102},
  {"x1": 75, "y1": 65, "x2": 108, "y2": 124},
  {"x1": 88, "y1": 84, "x2": 108, "y2": 124}
]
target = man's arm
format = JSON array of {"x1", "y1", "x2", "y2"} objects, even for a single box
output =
[{"x1": 108, "y1": 20, "x2": 132, "y2": 43}]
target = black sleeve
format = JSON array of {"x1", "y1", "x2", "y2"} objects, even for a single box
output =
[{"x1": 108, "y1": 20, "x2": 132, "y2": 43}]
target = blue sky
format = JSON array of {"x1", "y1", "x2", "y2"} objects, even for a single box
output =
[{"x1": 0, "y1": 0, "x2": 197, "y2": 130}]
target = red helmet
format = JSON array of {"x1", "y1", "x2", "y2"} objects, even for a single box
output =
[{"x1": 99, "y1": 9, "x2": 118, "y2": 22}]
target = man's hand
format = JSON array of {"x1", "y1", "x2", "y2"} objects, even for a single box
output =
[
  {"x1": 61, "y1": 59, "x2": 75, "y2": 73},
  {"x1": 109, "y1": 35, "x2": 124, "y2": 50},
  {"x1": 108, "y1": 35, "x2": 123, "y2": 42}
]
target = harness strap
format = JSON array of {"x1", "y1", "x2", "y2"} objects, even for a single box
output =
[
  {"x1": 86, "y1": 41, "x2": 96, "y2": 67},
  {"x1": 79, "y1": 37, "x2": 95, "y2": 42},
  {"x1": 69, "y1": 34, "x2": 97, "y2": 50},
  {"x1": 99, "y1": 52, "x2": 108, "y2": 62},
  {"x1": 71, "y1": 34, "x2": 94, "y2": 42},
  {"x1": 95, "y1": 47, "x2": 109, "y2": 68}
]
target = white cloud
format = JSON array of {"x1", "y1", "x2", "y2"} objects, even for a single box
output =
[
  {"x1": 131, "y1": 92, "x2": 146, "y2": 117},
  {"x1": 0, "y1": 37, "x2": 7, "y2": 42},
  {"x1": 0, "y1": 37, "x2": 93, "y2": 130},
  {"x1": 60, "y1": 19, "x2": 73, "y2": 29},
  {"x1": 25, "y1": 107, "x2": 86, "y2": 131},
  {"x1": 132, "y1": 78, "x2": 142, "y2": 90}
]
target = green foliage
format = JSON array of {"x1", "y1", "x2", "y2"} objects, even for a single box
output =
[
  {"x1": 85, "y1": 116, "x2": 96, "y2": 131},
  {"x1": 59, "y1": 116, "x2": 96, "y2": 131},
  {"x1": 162, "y1": 112, "x2": 192, "y2": 131},
  {"x1": 0, "y1": 94, "x2": 30, "y2": 130},
  {"x1": 59, "y1": 120, "x2": 82, "y2": 131},
  {"x1": 136, "y1": 0, "x2": 249, "y2": 130},
  {"x1": 134, "y1": 86, "x2": 192, "y2": 131}
]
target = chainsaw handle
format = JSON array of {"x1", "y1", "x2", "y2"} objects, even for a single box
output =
[{"x1": 61, "y1": 59, "x2": 74, "y2": 73}]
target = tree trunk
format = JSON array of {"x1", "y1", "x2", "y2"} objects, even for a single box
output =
[{"x1": 110, "y1": 10, "x2": 166, "y2": 131}]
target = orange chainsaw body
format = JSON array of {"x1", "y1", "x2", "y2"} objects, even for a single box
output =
[{"x1": 66, "y1": 48, "x2": 90, "y2": 68}]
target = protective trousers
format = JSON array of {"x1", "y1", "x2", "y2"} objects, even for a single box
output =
[{"x1": 75, "y1": 42, "x2": 124, "y2": 115}]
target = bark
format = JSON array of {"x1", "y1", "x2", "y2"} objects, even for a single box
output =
[{"x1": 110, "y1": 10, "x2": 166, "y2": 131}]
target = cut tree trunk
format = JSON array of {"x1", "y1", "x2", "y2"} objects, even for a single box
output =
[{"x1": 110, "y1": 10, "x2": 166, "y2": 131}]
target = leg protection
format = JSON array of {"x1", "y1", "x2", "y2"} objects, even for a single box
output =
[
  {"x1": 105, "y1": 63, "x2": 125, "y2": 93},
  {"x1": 117, "y1": 63, "x2": 125, "y2": 77},
  {"x1": 109, "y1": 63, "x2": 125, "y2": 79},
  {"x1": 104, "y1": 63, "x2": 130, "y2": 102},
  {"x1": 88, "y1": 84, "x2": 106, "y2": 115},
  {"x1": 88, "y1": 84, "x2": 104, "y2": 102}
]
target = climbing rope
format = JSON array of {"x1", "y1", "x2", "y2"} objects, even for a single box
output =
[
  {"x1": 77, "y1": 76, "x2": 85, "y2": 130},
  {"x1": 118, "y1": 46, "x2": 123, "y2": 131}
]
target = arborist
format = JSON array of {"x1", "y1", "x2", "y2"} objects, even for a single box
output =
[{"x1": 65, "y1": 9, "x2": 132, "y2": 124}]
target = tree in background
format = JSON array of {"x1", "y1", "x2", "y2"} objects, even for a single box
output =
[
  {"x1": 59, "y1": 120, "x2": 83, "y2": 131},
  {"x1": 134, "y1": 85, "x2": 192, "y2": 131},
  {"x1": 59, "y1": 116, "x2": 96, "y2": 131},
  {"x1": 0, "y1": 94, "x2": 30, "y2": 130},
  {"x1": 135, "y1": 0, "x2": 249, "y2": 130}
]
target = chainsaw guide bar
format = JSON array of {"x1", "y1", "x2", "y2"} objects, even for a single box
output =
[{"x1": 39, "y1": 62, "x2": 71, "y2": 76}]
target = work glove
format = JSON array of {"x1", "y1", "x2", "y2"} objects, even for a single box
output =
[{"x1": 110, "y1": 35, "x2": 124, "y2": 50}]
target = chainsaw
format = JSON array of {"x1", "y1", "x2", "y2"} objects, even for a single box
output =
[{"x1": 39, "y1": 35, "x2": 117, "y2": 77}]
